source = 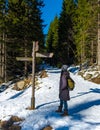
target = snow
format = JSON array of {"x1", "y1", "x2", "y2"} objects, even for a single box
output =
[{"x1": 0, "y1": 66, "x2": 100, "y2": 130}]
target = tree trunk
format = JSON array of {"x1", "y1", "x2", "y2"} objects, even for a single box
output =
[
  {"x1": 0, "y1": 43, "x2": 2, "y2": 77},
  {"x1": 24, "y1": 40, "x2": 28, "y2": 77},
  {"x1": 0, "y1": 41, "x2": 5, "y2": 81},
  {"x1": 97, "y1": 0, "x2": 100, "y2": 70}
]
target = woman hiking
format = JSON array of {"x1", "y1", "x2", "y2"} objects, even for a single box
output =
[{"x1": 56, "y1": 65, "x2": 70, "y2": 116}]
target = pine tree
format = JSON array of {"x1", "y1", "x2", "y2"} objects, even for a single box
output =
[
  {"x1": 46, "y1": 22, "x2": 54, "y2": 52},
  {"x1": 46, "y1": 16, "x2": 59, "y2": 51},
  {"x1": 58, "y1": 0, "x2": 76, "y2": 65},
  {"x1": 0, "y1": 0, "x2": 7, "y2": 82},
  {"x1": 46, "y1": 16, "x2": 59, "y2": 65},
  {"x1": 73, "y1": 0, "x2": 98, "y2": 64},
  {"x1": 0, "y1": 0, "x2": 45, "y2": 80}
]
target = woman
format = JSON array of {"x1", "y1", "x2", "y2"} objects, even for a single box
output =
[{"x1": 56, "y1": 65, "x2": 70, "y2": 116}]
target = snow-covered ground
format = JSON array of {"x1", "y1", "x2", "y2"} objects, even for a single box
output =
[{"x1": 0, "y1": 66, "x2": 100, "y2": 130}]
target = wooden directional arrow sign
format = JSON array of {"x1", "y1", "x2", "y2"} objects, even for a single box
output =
[
  {"x1": 36, "y1": 52, "x2": 53, "y2": 58},
  {"x1": 16, "y1": 57, "x2": 32, "y2": 61},
  {"x1": 16, "y1": 52, "x2": 53, "y2": 61},
  {"x1": 16, "y1": 41, "x2": 53, "y2": 109}
]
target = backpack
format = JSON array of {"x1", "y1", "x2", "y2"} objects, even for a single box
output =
[{"x1": 67, "y1": 77, "x2": 75, "y2": 90}]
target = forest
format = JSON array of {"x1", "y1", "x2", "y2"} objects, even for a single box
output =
[{"x1": 0, "y1": 0, "x2": 100, "y2": 83}]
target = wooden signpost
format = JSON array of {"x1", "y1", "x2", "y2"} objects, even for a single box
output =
[
  {"x1": 16, "y1": 41, "x2": 53, "y2": 109},
  {"x1": 16, "y1": 53, "x2": 53, "y2": 61}
]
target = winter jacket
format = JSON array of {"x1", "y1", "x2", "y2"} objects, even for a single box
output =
[{"x1": 59, "y1": 70, "x2": 70, "y2": 101}]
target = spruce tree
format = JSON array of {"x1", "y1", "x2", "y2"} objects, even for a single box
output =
[
  {"x1": 73, "y1": 0, "x2": 98, "y2": 64},
  {"x1": 46, "y1": 16, "x2": 59, "y2": 65},
  {"x1": 0, "y1": 0, "x2": 8, "y2": 82},
  {"x1": 0, "y1": 0, "x2": 45, "y2": 80},
  {"x1": 58, "y1": 0, "x2": 76, "y2": 65}
]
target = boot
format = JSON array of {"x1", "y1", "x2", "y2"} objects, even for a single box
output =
[
  {"x1": 55, "y1": 106, "x2": 62, "y2": 113},
  {"x1": 61, "y1": 110, "x2": 68, "y2": 116}
]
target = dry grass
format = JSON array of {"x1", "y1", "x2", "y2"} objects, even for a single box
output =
[
  {"x1": 42, "y1": 126, "x2": 53, "y2": 130},
  {"x1": 0, "y1": 116, "x2": 23, "y2": 130}
]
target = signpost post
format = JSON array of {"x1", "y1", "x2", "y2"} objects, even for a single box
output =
[
  {"x1": 16, "y1": 41, "x2": 53, "y2": 109},
  {"x1": 31, "y1": 41, "x2": 36, "y2": 109}
]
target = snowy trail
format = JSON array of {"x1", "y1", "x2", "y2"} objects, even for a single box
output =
[
  {"x1": 0, "y1": 67, "x2": 100, "y2": 130},
  {"x1": 21, "y1": 70, "x2": 100, "y2": 130}
]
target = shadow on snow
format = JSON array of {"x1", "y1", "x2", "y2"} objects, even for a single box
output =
[
  {"x1": 71, "y1": 88, "x2": 100, "y2": 99},
  {"x1": 8, "y1": 88, "x2": 29, "y2": 100},
  {"x1": 36, "y1": 88, "x2": 100, "y2": 129}
]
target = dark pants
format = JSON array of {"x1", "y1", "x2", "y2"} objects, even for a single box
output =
[{"x1": 60, "y1": 99, "x2": 68, "y2": 111}]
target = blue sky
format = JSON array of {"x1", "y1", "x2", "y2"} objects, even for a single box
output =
[{"x1": 41, "y1": 0, "x2": 63, "y2": 34}]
